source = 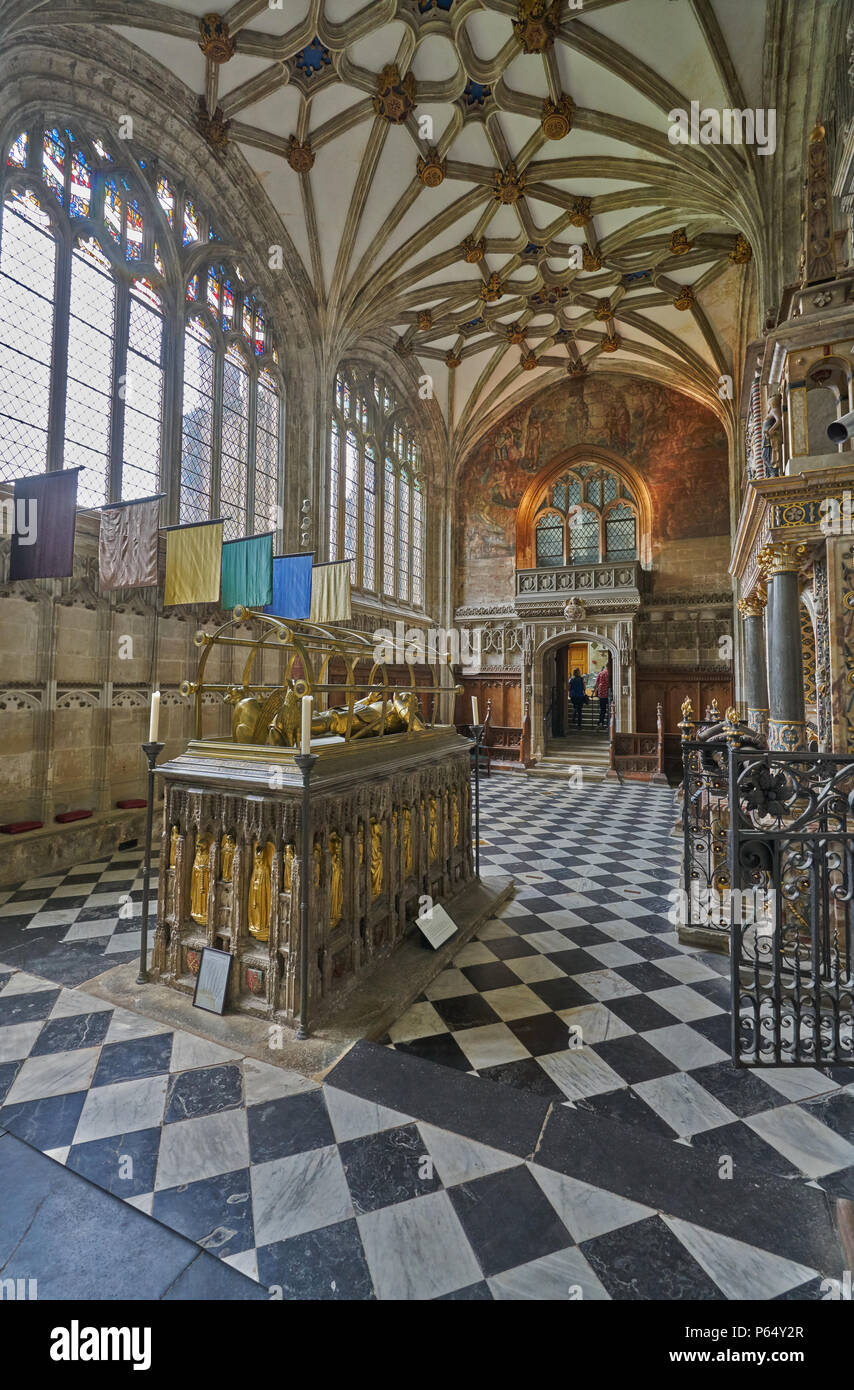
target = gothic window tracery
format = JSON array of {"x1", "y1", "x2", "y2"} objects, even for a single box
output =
[
  {"x1": 330, "y1": 367, "x2": 425, "y2": 607},
  {"x1": 1, "y1": 119, "x2": 284, "y2": 530},
  {"x1": 532, "y1": 465, "x2": 638, "y2": 567}
]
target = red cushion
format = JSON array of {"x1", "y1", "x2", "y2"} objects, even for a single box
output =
[
  {"x1": 116, "y1": 799, "x2": 147, "y2": 809},
  {"x1": 54, "y1": 810, "x2": 93, "y2": 824},
  {"x1": 0, "y1": 821, "x2": 44, "y2": 834}
]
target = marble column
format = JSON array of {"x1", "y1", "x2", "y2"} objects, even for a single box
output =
[
  {"x1": 737, "y1": 591, "x2": 769, "y2": 740},
  {"x1": 763, "y1": 543, "x2": 807, "y2": 751}
]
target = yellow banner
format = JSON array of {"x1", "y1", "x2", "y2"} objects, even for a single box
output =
[
  {"x1": 309, "y1": 560, "x2": 352, "y2": 623},
  {"x1": 164, "y1": 521, "x2": 223, "y2": 606}
]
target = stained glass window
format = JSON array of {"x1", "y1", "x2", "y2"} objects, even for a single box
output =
[
  {"x1": 363, "y1": 443, "x2": 376, "y2": 590},
  {"x1": 183, "y1": 198, "x2": 200, "y2": 245},
  {"x1": 1, "y1": 115, "x2": 284, "y2": 526},
  {"x1": 412, "y1": 480, "x2": 423, "y2": 606},
  {"x1": 42, "y1": 128, "x2": 65, "y2": 202},
  {"x1": 531, "y1": 465, "x2": 639, "y2": 568},
  {"x1": 0, "y1": 195, "x2": 56, "y2": 482},
  {"x1": 6, "y1": 131, "x2": 27, "y2": 168},
  {"x1": 383, "y1": 457, "x2": 395, "y2": 593},
  {"x1": 104, "y1": 179, "x2": 121, "y2": 243},
  {"x1": 69, "y1": 148, "x2": 91, "y2": 218},
  {"x1": 343, "y1": 429, "x2": 359, "y2": 568},
  {"x1": 156, "y1": 176, "x2": 174, "y2": 226},
  {"x1": 329, "y1": 423, "x2": 341, "y2": 559}
]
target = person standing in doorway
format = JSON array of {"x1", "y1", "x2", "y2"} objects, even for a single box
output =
[
  {"x1": 594, "y1": 663, "x2": 610, "y2": 727},
  {"x1": 569, "y1": 667, "x2": 585, "y2": 729}
]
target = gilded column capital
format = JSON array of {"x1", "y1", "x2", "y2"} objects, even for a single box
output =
[
  {"x1": 738, "y1": 590, "x2": 766, "y2": 618},
  {"x1": 760, "y1": 543, "x2": 807, "y2": 577}
]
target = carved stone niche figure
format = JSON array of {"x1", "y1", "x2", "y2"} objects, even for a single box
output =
[
  {"x1": 190, "y1": 834, "x2": 211, "y2": 924},
  {"x1": 370, "y1": 819, "x2": 383, "y2": 899},
  {"x1": 762, "y1": 394, "x2": 783, "y2": 476},
  {"x1": 329, "y1": 831, "x2": 344, "y2": 927},
  {"x1": 220, "y1": 832, "x2": 236, "y2": 881},
  {"x1": 403, "y1": 807, "x2": 413, "y2": 876},
  {"x1": 452, "y1": 790, "x2": 460, "y2": 846},
  {"x1": 283, "y1": 842, "x2": 295, "y2": 892},
  {"x1": 248, "y1": 841, "x2": 275, "y2": 941},
  {"x1": 429, "y1": 796, "x2": 439, "y2": 861}
]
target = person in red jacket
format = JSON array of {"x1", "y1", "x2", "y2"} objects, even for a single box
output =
[{"x1": 594, "y1": 664, "x2": 610, "y2": 727}]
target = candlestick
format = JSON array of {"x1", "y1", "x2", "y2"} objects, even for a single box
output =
[
  {"x1": 300, "y1": 693, "x2": 313, "y2": 755},
  {"x1": 149, "y1": 690, "x2": 161, "y2": 743},
  {"x1": 471, "y1": 695, "x2": 479, "y2": 725}
]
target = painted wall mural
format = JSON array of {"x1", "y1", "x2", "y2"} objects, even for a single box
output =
[{"x1": 455, "y1": 374, "x2": 730, "y2": 603}]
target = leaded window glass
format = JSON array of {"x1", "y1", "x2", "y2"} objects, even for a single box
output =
[
  {"x1": 530, "y1": 466, "x2": 640, "y2": 568},
  {"x1": 329, "y1": 367, "x2": 425, "y2": 605},
  {"x1": 1, "y1": 118, "x2": 284, "y2": 528}
]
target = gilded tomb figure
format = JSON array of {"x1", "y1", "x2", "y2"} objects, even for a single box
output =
[
  {"x1": 329, "y1": 832, "x2": 343, "y2": 927},
  {"x1": 370, "y1": 819, "x2": 383, "y2": 899},
  {"x1": 169, "y1": 824, "x2": 179, "y2": 868},
  {"x1": 190, "y1": 835, "x2": 211, "y2": 924},
  {"x1": 283, "y1": 842, "x2": 295, "y2": 892},
  {"x1": 220, "y1": 832, "x2": 236, "y2": 881},
  {"x1": 248, "y1": 841, "x2": 275, "y2": 941},
  {"x1": 429, "y1": 796, "x2": 438, "y2": 861}
]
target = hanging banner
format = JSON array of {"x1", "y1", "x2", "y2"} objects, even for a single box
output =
[
  {"x1": 163, "y1": 519, "x2": 223, "y2": 606},
  {"x1": 98, "y1": 496, "x2": 160, "y2": 591},
  {"x1": 309, "y1": 559, "x2": 352, "y2": 623},
  {"x1": 9, "y1": 469, "x2": 78, "y2": 581},
  {"x1": 221, "y1": 532, "x2": 274, "y2": 610},
  {"x1": 264, "y1": 553, "x2": 313, "y2": 621}
]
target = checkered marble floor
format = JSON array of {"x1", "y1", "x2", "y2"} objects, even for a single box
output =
[
  {"x1": 0, "y1": 968, "x2": 846, "y2": 1300},
  {"x1": 388, "y1": 780, "x2": 854, "y2": 1202},
  {"x1": 0, "y1": 847, "x2": 157, "y2": 985}
]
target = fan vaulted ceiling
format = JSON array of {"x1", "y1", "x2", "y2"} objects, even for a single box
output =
[{"x1": 0, "y1": 0, "x2": 833, "y2": 460}]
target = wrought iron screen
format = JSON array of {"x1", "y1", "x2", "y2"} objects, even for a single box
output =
[
  {"x1": 681, "y1": 730, "x2": 730, "y2": 943},
  {"x1": 729, "y1": 748, "x2": 854, "y2": 1067}
]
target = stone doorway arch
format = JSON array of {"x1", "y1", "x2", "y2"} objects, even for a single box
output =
[{"x1": 531, "y1": 628, "x2": 624, "y2": 763}]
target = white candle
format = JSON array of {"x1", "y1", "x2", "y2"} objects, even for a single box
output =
[
  {"x1": 471, "y1": 695, "x2": 479, "y2": 725},
  {"x1": 300, "y1": 694, "x2": 313, "y2": 755},
  {"x1": 149, "y1": 690, "x2": 161, "y2": 743}
]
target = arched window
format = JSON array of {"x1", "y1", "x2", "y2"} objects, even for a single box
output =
[
  {"x1": 530, "y1": 464, "x2": 638, "y2": 566},
  {"x1": 1, "y1": 119, "x2": 284, "y2": 530},
  {"x1": 330, "y1": 367, "x2": 425, "y2": 606}
]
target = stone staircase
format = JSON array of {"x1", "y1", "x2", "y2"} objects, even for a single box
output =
[{"x1": 527, "y1": 731, "x2": 611, "y2": 783}]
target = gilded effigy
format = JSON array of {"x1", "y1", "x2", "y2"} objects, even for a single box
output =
[{"x1": 153, "y1": 611, "x2": 473, "y2": 1022}]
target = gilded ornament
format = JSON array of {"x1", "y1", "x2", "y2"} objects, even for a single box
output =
[
  {"x1": 669, "y1": 227, "x2": 693, "y2": 256},
  {"x1": 370, "y1": 819, "x2": 383, "y2": 899},
  {"x1": 313, "y1": 840, "x2": 322, "y2": 889},
  {"x1": 505, "y1": 321, "x2": 527, "y2": 344},
  {"x1": 247, "y1": 841, "x2": 274, "y2": 941},
  {"x1": 520, "y1": 349, "x2": 537, "y2": 369},
  {"x1": 569, "y1": 197, "x2": 592, "y2": 226},
  {"x1": 445, "y1": 350, "x2": 462, "y2": 368},
  {"x1": 329, "y1": 832, "x2": 343, "y2": 928},
  {"x1": 169, "y1": 824, "x2": 179, "y2": 868},
  {"x1": 417, "y1": 309, "x2": 433, "y2": 331},
  {"x1": 198, "y1": 13, "x2": 235, "y2": 63},
  {"x1": 593, "y1": 298, "x2": 614, "y2": 321},
  {"x1": 479, "y1": 272, "x2": 504, "y2": 302},
  {"x1": 461, "y1": 236, "x2": 485, "y2": 263},
  {"x1": 373, "y1": 64, "x2": 417, "y2": 124},
  {"x1": 541, "y1": 94, "x2": 574, "y2": 140},
  {"x1": 195, "y1": 98, "x2": 230, "y2": 150},
  {"x1": 582, "y1": 246, "x2": 602, "y2": 271},
  {"x1": 512, "y1": 0, "x2": 562, "y2": 53},
  {"x1": 417, "y1": 148, "x2": 445, "y2": 186},
  {"x1": 403, "y1": 807, "x2": 413, "y2": 876},
  {"x1": 287, "y1": 137, "x2": 315, "y2": 173},
  {"x1": 493, "y1": 163, "x2": 526, "y2": 204},
  {"x1": 220, "y1": 832, "x2": 236, "y2": 881},
  {"x1": 729, "y1": 233, "x2": 752, "y2": 265},
  {"x1": 283, "y1": 842, "x2": 295, "y2": 892},
  {"x1": 190, "y1": 835, "x2": 211, "y2": 925},
  {"x1": 673, "y1": 286, "x2": 695, "y2": 311},
  {"x1": 601, "y1": 333, "x2": 621, "y2": 352},
  {"x1": 567, "y1": 357, "x2": 587, "y2": 377}
]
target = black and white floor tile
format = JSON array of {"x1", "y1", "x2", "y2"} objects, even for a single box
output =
[
  {"x1": 388, "y1": 780, "x2": 854, "y2": 1201},
  {"x1": 0, "y1": 968, "x2": 845, "y2": 1300},
  {"x1": 1, "y1": 777, "x2": 852, "y2": 1299}
]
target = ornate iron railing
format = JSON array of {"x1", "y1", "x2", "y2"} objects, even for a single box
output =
[
  {"x1": 729, "y1": 747, "x2": 854, "y2": 1068},
  {"x1": 680, "y1": 727, "x2": 730, "y2": 940}
]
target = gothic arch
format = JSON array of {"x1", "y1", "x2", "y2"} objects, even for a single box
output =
[{"x1": 515, "y1": 445, "x2": 654, "y2": 571}]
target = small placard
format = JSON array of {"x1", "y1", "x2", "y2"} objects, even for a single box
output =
[
  {"x1": 193, "y1": 946, "x2": 232, "y2": 1015},
  {"x1": 416, "y1": 902, "x2": 458, "y2": 950}
]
